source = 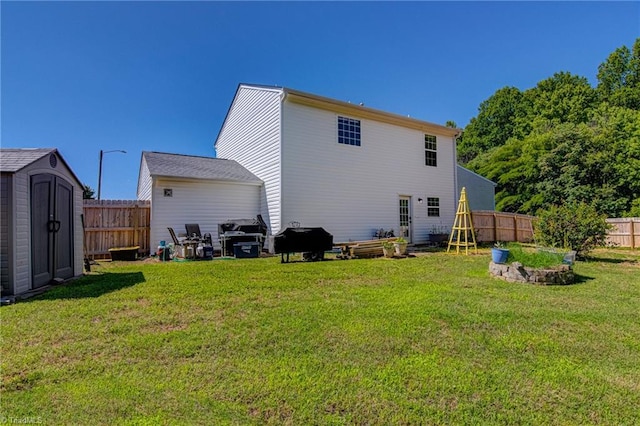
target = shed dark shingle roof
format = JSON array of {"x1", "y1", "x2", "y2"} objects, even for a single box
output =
[
  {"x1": 142, "y1": 151, "x2": 261, "y2": 184},
  {"x1": 0, "y1": 148, "x2": 56, "y2": 173}
]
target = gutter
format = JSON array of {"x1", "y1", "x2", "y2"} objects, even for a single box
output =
[{"x1": 453, "y1": 132, "x2": 460, "y2": 210}]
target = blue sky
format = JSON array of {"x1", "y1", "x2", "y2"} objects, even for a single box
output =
[{"x1": 2, "y1": 1, "x2": 638, "y2": 200}]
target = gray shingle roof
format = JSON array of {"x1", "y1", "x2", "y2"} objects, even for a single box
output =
[
  {"x1": 0, "y1": 148, "x2": 56, "y2": 173},
  {"x1": 142, "y1": 151, "x2": 262, "y2": 184}
]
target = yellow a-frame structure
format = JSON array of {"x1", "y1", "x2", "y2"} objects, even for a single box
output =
[{"x1": 447, "y1": 187, "x2": 478, "y2": 255}]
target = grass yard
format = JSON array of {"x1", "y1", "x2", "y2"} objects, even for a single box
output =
[{"x1": 1, "y1": 249, "x2": 639, "y2": 425}]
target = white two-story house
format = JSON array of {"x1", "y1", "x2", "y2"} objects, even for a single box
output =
[{"x1": 215, "y1": 84, "x2": 461, "y2": 244}]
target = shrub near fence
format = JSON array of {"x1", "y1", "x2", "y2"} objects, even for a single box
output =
[
  {"x1": 606, "y1": 218, "x2": 640, "y2": 249},
  {"x1": 83, "y1": 200, "x2": 150, "y2": 259}
]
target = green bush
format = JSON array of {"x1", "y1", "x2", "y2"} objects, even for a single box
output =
[{"x1": 534, "y1": 202, "x2": 612, "y2": 256}]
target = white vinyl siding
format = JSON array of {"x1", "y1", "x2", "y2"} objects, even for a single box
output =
[
  {"x1": 215, "y1": 86, "x2": 282, "y2": 234},
  {"x1": 149, "y1": 178, "x2": 261, "y2": 254},
  {"x1": 137, "y1": 158, "x2": 153, "y2": 200},
  {"x1": 281, "y1": 101, "x2": 457, "y2": 243}
]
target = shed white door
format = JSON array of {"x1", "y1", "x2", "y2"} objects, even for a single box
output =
[
  {"x1": 399, "y1": 196, "x2": 412, "y2": 242},
  {"x1": 31, "y1": 174, "x2": 74, "y2": 288}
]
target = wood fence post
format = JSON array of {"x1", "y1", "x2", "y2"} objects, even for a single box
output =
[
  {"x1": 133, "y1": 203, "x2": 139, "y2": 248},
  {"x1": 631, "y1": 219, "x2": 636, "y2": 249},
  {"x1": 493, "y1": 212, "x2": 498, "y2": 242},
  {"x1": 514, "y1": 215, "x2": 518, "y2": 242}
]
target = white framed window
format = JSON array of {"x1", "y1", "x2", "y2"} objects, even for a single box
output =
[
  {"x1": 427, "y1": 197, "x2": 440, "y2": 217},
  {"x1": 425, "y1": 134, "x2": 437, "y2": 167},
  {"x1": 338, "y1": 116, "x2": 361, "y2": 146}
]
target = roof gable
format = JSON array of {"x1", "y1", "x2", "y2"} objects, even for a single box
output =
[
  {"x1": 141, "y1": 151, "x2": 262, "y2": 184},
  {"x1": 0, "y1": 148, "x2": 83, "y2": 186},
  {"x1": 457, "y1": 165, "x2": 497, "y2": 186},
  {"x1": 0, "y1": 148, "x2": 56, "y2": 172}
]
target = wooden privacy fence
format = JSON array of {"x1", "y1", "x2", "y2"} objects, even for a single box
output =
[
  {"x1": 606, "y1": 218, "x2": 640, "y2": 249},
  {"x1": 83, "y1": 200, "x2": 150, "y2": 259},
  {"x1": 471, "y1": 212, "x2": 638, "y2": 248},
  {"x1": 471, "y1": 210, "x2": 535, "y2": 243}
]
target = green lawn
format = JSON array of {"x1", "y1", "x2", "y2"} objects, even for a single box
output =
[{"x1": 2, "y1": 250, "x2": 639, "y2": 425}]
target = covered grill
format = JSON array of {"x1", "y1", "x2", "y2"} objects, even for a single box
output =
[
  {"x1": 218, "y1": 216, "x2": 267, "y2": 235},
  {"x1": 274, "y1": 227, "x2": 334, "y2": 263},
  {"x1": 218, "y1": 215, "x2": 268, "y2": 256}
]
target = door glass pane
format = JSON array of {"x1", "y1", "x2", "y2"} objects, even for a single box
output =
[
  {"x1": 399, "y1": 198, "x2": 410, "y2": 239},
  {"x1": 399, "y1": 199, "x2": 409, "y2": 226}
]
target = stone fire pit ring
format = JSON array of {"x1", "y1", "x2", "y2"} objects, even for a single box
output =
[{"x1": 489, "y1": 261, "x2": 575, "y2": 285}]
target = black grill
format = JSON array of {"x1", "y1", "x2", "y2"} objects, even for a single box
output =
[
  {"x1": 274, "y1": 227, "x2": 333, "y2": 262},
  {"x1": 218, "y1": 215, "x2": 268, "y2": 236}
]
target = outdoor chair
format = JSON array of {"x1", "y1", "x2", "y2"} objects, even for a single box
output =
[
  {"x1": 185, "y1": 223, "x2": 212, "y2": 246},
  {"x1": 185, "y1": 223, "x2": 202, "y2": 240},
  {"x1": 168, "y1": 227, "x2": 181, "y2": 246},
  {"x1": 167, "y1": 227, "x2": 185, "y2": 259}
]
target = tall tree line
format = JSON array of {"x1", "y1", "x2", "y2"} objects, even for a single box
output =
[{"x1": 457, "y1": 39, "x2": 640, "y2": 217}]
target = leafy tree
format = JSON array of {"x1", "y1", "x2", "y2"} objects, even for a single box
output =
[
  {"x1": 536, "y1": 122, "x2": 622, "y2": 215},
  {"x1": 457, "y1": 87, "x2": 523, "y2": 164},
  {"x1": 471, "y1": 106, "x2": 640, "y2": 217},
  {"x1": 628, "y1": 198, "x2": 640, "y2": 217},
  {"x1": 597, "y1": 38, "x2": 640, "y2": 109},
  {"x1": 469, "y1": 131, "x2": 554, "y2": 214},
  {"x1": 517, "y1": 72, "x2": 597, "y2": 136},
  {"x1": 598, "y1": 43, "x2": 632, "y2": 95},
  {"x1": 460, "y1": 39, "x2": 640, "y2": 218},
  {"x1": 591, "y1": 104, "x2": 640, "y2": 215},
  {"x1": 534, "y1": 202, "x2": 612, "y2": 256},
  {"x1": 83, "y1": 184, "x2": 96, "y2": 200}
]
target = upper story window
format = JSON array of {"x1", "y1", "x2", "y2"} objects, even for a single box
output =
[
  {"x1": 425, "y1": 134, "x2": 437, "y2": 167},
  {"x1": 338, "y1": 116, "x2": 361, "y2": 146}
]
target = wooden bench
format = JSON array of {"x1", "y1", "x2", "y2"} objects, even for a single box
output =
[{"x1": 335, "y1": 237, "x2": 396, "y2": 259}]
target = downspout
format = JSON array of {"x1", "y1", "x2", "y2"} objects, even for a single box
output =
[
  {"x1": 453, "y1": 130, "x2": 461, "y2": 214},
  {"x1": 276, "y1": 90, "x2": 287, "y2": 239}
]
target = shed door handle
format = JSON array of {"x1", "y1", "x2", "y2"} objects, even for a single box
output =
[{"x1": 47, "y1": 220, "x2": 61, "y2": 233}]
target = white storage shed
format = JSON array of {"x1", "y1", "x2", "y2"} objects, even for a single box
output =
[{"x1": 1, "y1": 148, "x2": 84, "y2": 296}]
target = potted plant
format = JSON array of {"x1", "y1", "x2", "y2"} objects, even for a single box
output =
[
  {"x1": 393, "y1": 237, "x2": 408, "y2": 256},
  {"x1": 381, "y1": 241, "x2": 395, "y2": 258},
  {"x1": 491, "y1": 242, "x2": 510, "y2": 264}
]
